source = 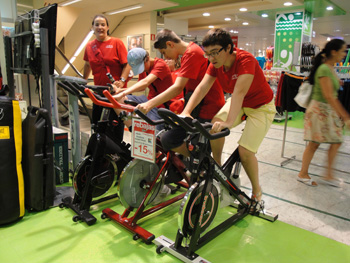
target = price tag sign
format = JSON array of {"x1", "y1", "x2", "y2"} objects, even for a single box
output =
[{"x1": 131, "y1": 118, "x2": 156, "y2": 163}]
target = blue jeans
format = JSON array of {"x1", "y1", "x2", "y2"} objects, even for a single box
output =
[{"x1": 126, "y1": 95, "x2": 164, "y2": 132}]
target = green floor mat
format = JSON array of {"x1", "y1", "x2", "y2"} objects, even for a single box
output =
[{"x1": 1, "y1": 197, "x2": 349, "y2": 263}]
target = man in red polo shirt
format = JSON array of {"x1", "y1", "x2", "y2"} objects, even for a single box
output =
[
  {"x1": 181, "y1": 28, "x2": 276, "y2": 211},
  {"x1": 137, "y1": 29, "x2": 225, "y2": 154}
]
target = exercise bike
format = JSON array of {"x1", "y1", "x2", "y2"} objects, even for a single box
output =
[
  {"x1": 57, "y1": 81, "x2": 132, "y2": 225},
  {"x1": 153, "y1": 109, "x2": 278, "y2": 263},
  {"x1": 85, "y1": 89, "x2": 190, "y2": 244}
]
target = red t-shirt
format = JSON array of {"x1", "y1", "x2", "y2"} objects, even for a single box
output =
[
  {"x1": 83, "y1": 38, "x2": 128, "y2": 85},
  {"x1": 207, "y1": 48, "x2": 273, "y2": 108},
  {"x1": 138, "y1": 58, "x2": 182, "y2": 108},
  {"x1": 178, "y1": 42, "x2": 224, "y2": 120}
]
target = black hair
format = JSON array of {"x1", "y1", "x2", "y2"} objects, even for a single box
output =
[
  {"x1": 154, "y1": 29, "x2": 181, "y2": 49},
  {"x1": 202, "y1": 28, "x2": 234, "y2": 54},
  {"x1": 309, "y1": 39, "x2": 345, "y2": 85},
  {"x1": 92, "y1": 14, "x2": 110, "y2": 36}
]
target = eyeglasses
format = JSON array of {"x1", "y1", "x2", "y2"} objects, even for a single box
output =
[{"x1": 203, "y1": 47, "x2": 224, "y2": 58}]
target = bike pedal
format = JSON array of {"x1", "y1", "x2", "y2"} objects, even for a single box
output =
[{"x1": 167, "y1": 185, "x2": 178, "y2": 194}]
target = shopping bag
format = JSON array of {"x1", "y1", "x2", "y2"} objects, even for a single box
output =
[{"x1": 294, "y1": 81, "x2": 313, "y2": 108}]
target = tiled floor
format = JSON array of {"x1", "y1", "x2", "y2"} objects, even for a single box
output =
[{"x1": 65, "y1": 113, "x2": 350, "y2": 246}]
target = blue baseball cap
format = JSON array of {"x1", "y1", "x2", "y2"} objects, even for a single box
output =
[{"x1": 127, "y1": 48, "x2": 147, "y2": 75}]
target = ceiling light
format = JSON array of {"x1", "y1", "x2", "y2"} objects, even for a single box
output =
[
  {"x1": 326, "y1": 6, "x2": 333, "y2": 11},
  {"x1": 239, "y1": 8, "x2": 247, "y2": 12},
  {"x1": 284, "y1": 2, "x2": 293, "y2": 6},
  {"x1": 59, "y1": 0, "x2": 82, "y2": 7},
  {"x1": 225, "y1": 17, "x2": 231, "y2": 21},
  {"x1": 262, "y1": 14, "x2": 268, "y2": 18},
  {"x1": 234, "y1": 30, "x2": 239, "y2": 33},
  {"x1": 17, "y1": 3, "x2": 33, "y2": 8},
  {"x1": 203, "y1": 12, "x2": 210, "y2": 16},
  {"x1": 104, "y1": 4, "x2": 144, "y2": 15},
  {"x1": 242, "y1": 22, "x2": 249, "y2": 25},
  {"x1": 327, "y1": 37, "x2": 331, "y2": 41},
  {"x1": 209, "y1": 25, "x2": 214, "y2": 28}
]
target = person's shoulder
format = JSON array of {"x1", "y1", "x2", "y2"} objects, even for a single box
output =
[
  {"x1": 154, "y1": 58, "x2": 169, "y2": 68},
  {"x1": 186, "y1": 42, "x2": 204, "y2": 55},
  {"x1": 109, "y1": 37, "x2": 124, "y2": 45},
  {"x1": 237, "y1": 48, "x2": 254, "y2": 59},
  {"x1": 317, "y1": 63, "x2": 331, "y2": 73}
]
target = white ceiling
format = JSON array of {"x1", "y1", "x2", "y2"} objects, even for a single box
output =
[{"x1": 16, "y1": 0, "x2": 350, "y2": 55}]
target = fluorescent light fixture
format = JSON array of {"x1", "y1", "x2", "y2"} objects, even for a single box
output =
[
  {"x1": 209, "y1": 25, "x2": 214, "y2": 28},
  {"x1": 284, "y1": 2, "x2": 293, "y2": 6},
  {"x1": 326, "y1": 6, "x2": 333, "y2": 11},
  {"x1": 262, "y1": 13, "x2": 268, "y2": 18},
  {"x1": 59, "y1": 0, "x2": 82, "y2": 7},
  {"x1": 242, "y1": 22, "x2": 249, "y2": 25},
  {"x1": 104, "y1": 4, "x2": 144, "y2": 15},
  {"x1": 239, "y1": 8, "x2": 247, "y2": 12},
  {"x1": 17, "y1": 3, "x2": 33, "y2": 8},
  {"x1": 230, "y1": 30, "x2": 234, "y2": 33},
  {"x1": 62, "y1": 30, "x2": 94, "y2": 74},
  {"x1": 225, "y1": 17, "x2": 231, "y2": 21},
  {"x1": 203, "y1": 12, "x2": 210, "y2": 16},
  {"x1": 233, "y1": 30, "x2": 239, "y2": 34}
]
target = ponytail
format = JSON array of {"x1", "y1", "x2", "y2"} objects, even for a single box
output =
[{"x1": 308, "y1": 51, "x2": 325, "y2": 85}]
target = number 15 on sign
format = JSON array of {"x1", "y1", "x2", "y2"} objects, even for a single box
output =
[{"x1": 131, "y1": 118, "x2": 156, "y2": 163}]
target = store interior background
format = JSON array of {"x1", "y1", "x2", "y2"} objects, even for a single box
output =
[
  {"x1": 1, "y1": 1, "x2": 350, "y2": 261},
  {"x1": 2, "y1": 0, "x2": 350, "y2": 102}
]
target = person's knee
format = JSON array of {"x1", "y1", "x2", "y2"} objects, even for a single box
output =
[
  {"x1": 238, "y1": 145, "x2": 255, "y2": 163},
  {"x1": 309, "y1": 142, "x2": 320, "y2": 151}
]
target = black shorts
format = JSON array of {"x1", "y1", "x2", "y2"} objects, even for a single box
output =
[{"x1": 160, "y1": 117, "x2": 210, "y2": 151}]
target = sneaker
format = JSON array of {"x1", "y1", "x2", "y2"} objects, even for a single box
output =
[{"x1": 151, "y1": 185, "x2": 171, "y2": 205}]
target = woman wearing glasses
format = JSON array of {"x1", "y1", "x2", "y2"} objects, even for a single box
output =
[{"x1": 181, "y1": 28, "x2": 276, "y2": 212}]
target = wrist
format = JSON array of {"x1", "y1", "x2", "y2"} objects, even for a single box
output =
[{"x1": 120, "y1": 77, "x2": 126, "y2": 83}]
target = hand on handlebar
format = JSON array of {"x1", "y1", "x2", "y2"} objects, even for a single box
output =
[
  {"x1": 113, "y1": 91, "x2": 126, "y2": 101},
  {"x1": 114, "y1": 80, "x2": 126, "y2": 89},
  {"x1": 211, "y1": 120, "x2": 231, "y2": 134},
  {"x1": 136, "y1": 102, "x2": 152, "y2": 115},
  {"x1": 179, "y1": 112, "x2": 193, "y2": 119}
]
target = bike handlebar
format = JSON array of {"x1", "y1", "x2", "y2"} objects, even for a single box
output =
[
  {"x1": 102, "y1": 90, "x2": 164, "y2": 126},
  {"x1": 157, "y1": 108, "x2": 230, "y2": 139},
  {"x1": 157, "y1": 108, "x2": 197, "y2": 133},
  {"x1": 192, "y1": 119, "x2": 230, "y2": 140},
  {"x1": 84, "y1": 88, "x2": 163, "y2": 126}
]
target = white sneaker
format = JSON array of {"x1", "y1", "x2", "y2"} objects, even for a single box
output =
[{"x1": 151, "y1": 185, "x2": 171, "y2": 205}]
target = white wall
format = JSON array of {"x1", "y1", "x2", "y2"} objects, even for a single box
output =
[{"x1": 164, "y1": 18, "x2": 188, "y2": 36}]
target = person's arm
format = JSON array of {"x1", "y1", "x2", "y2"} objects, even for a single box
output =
[
  {"x1": 319, "y1": 76, "x2": 350, "y2": 128},
  {"x1": 113, "y1": 73, "x2": 158, "y2": 101},
  {"x1": 136, "y1": 76, "x2": 188, "y2": 114},
  {"x1": 211, "y1": 74, "x2": 253, "y2": 133},
  {"x1": 83, "y1": 61, "x2": 91, "y2": 80},
  {"x1": 181, "y1": 74, "x2": 216, "y2": 117},
  {"x1": 114, "y1": 63, "x2": 132, "y2": 88}
]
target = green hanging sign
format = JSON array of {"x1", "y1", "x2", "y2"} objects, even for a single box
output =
[{"x1": 273, "y1": 12, "x2": 303, "y2": 71}]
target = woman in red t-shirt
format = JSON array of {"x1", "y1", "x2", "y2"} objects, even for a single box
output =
[{"x1": 83, "y1": 14, "x2": 131, "y2": 125}]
